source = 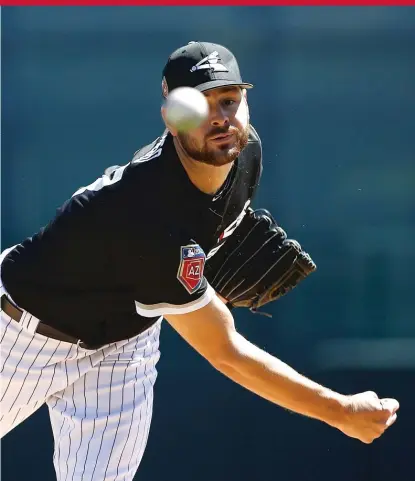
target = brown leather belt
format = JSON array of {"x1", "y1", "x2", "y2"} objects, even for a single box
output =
[{"x1": 1, "y1": 295, "x2": 85, "y2": 347}]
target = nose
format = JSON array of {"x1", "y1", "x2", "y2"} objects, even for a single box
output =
[{"x1": 210, "y1": 104, "x2": 230, "y2": 127}]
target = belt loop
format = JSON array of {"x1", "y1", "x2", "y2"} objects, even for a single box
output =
[{"x1": 20, "y1": 311, "x2": 40, "y2": 334}]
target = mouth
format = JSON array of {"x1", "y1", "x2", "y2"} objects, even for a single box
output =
[{"x1": 209, "y1": 132, "x2": 234, "y2": 142}]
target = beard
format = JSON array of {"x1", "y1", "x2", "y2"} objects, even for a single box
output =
[{"x1": 177, "y1": 124, "x2": 250, "y2": 166}]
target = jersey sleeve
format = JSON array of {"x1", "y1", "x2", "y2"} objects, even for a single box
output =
[{"x1": 133, "y1": 235, "x2": 215, "y2": 318}]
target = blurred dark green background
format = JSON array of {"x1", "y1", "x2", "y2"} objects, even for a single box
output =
[{"x1": 1, "y1": 6, "x2": 414, "y2": 481}]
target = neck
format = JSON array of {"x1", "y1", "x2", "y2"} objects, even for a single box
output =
[{"x1": 173, "y1": 137, "x2": 234, "y2": 196}]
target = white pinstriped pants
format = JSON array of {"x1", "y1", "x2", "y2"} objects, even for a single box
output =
[{"x1": 0, "y1": 290, "x2": 161, "y2": 481}]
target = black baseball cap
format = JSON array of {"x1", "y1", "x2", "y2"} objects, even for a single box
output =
[{"x1": 161, "y1": 41, "x2": 254, "y2": 97}]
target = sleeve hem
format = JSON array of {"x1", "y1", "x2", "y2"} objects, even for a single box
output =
[{"x1": 135, "y1": 283, "x2": 215, "y2": 317}]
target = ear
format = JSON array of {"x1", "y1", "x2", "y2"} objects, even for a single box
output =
[{"x1": 161, "y1": 105, "x2": 178, "y2": 137}]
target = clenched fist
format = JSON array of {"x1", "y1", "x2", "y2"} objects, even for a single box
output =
[{"x1": 336, "y1": 391, "x2": 399, "y2": 444}]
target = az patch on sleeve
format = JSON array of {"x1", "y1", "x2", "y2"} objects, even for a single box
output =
[{"x1": 177, "y1": 244, "x2": 206, "y2": 294}]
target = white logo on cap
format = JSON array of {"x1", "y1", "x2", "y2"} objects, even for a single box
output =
[{"x1": 190, "y1": 51, "x2": 228, "y2": 73}]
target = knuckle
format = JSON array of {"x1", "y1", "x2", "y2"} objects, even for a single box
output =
[{"x1": 369, "y1": 432, "x2": 381, "y2": 442}]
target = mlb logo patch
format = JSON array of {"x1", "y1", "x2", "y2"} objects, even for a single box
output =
[{"x1": 177, "y1": 244, "x2": 206, "y2": 294}]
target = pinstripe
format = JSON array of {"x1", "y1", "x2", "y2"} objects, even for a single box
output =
[
  {"x1": 25, "y1": 338, "x2": 55, "y2": 402},
  {"x1": 0, "y1": 316, "x2": 13, "y2": 344},
  {"x1": 43, "y1": 361, "x2": 60, "y2": 398},
  {"x1": 41, "y1": 343, "x2": 73, "y2": 438},
  {"x1": 27, "y1": 341, "x2": 63, "y2": 404},
  {"x1": 127, "y1": 336, "x2": 149, "y2": 473},
  {"x1": 64, "y1": 358, "x2": 81, "y2": 481},
  {"x1": 115, "y1": 336, "x2": 141, "y2": 478},
  {"x1": 0, "y1": 324, "x2": 24, "y2": 375},
  {"x1": 126, "y1": 324, "x2": 160, "y2": 475},
  {"x1": 140, "y1": 367, "x2": 155, "y2": 462},
  {"x1": 133, "y1": 401, "x2": 150, "y2": 476},
  {"x1": 119, "y1": 344, "x2": 145, "y2": 477},
  {"x1": 136, "y1": 328, "x2": 159, "y2": 462},
  {"x1": 1, "y1": 304, "x2": 161, "y2": 480},
  {"x1": 90, "y1": 343, "x2": 119, "y2": 480},
  {"x1": 72, "y1": 362, "x2": 88, "y2": 480},
  {"x1": 0, "y1": 334, "x2": 35, "y2": 401},
  {"x1": 49, "y1": 396, "x2": 59, "y2": 411},
  {"x1": 108, "y1": 338, "x2": 147, "y2": 479},
  {"x1": 102, "y1": 354, "x2": 129, "y2": 479},
  {"x1": 19, "y1": 311, "x2": 29, "y2": 328},
  {"x1": 48, "y1": 346, "x2": 109, "y2": 481},
  {"x1": 26, "y1": 314, "x2": 35, "y2": 332},
  {"x1": 55, "y1": 403, "x2": 68, "y2": 481},
  {"x1": 10, "y1": 407, "x2": 23, "y2": 427},
  {"x1": 31, "y1": 400, "x2": 42, "y2": 412},
  {"x1": 55, "y1": 357, "x2": 70, "y2": 481},
  {"x1": 27, "y1": 314, "x2": 39, "y2": 332},
  {"x1": 136, "y1": 336, "x2": 154, "y2": 457},
  {"x1": 8, "y1": 336, "x2": 48, "y2": 411},
  {"x1": 10, "y1": 397, "x2": 42, "y2": 428},
  {"x1": 25, "y1": 314, "x2": 33, "y2": 331},
  {"x1": 141, "y1": 356, "x2": 157, "y2": 461},
  {"x1": 81, "y1": 356, "x2": 99, "y2": 478}
]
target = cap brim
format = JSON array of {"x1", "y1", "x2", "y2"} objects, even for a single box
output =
[{"x1": 195, "y1": 80, "x2": 254, "y2": 92}]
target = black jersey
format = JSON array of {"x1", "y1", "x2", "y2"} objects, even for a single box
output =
[{"x1": 1, "y1": 126, "x2": 262, "y2": 345}]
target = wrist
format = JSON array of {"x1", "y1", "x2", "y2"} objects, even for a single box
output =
[{"x1": 319, "y1": 390, "x2": 350, "y2": 428}]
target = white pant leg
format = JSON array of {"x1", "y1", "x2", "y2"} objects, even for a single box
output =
[
  {"x1": 0, "y1": 244, "x2": 77, "y2": 436},
  {"x1": 46, "y1": 319, "x2": 161, "y2": 481},
  {"x1": 0, "y1": 249, "x2": 100, "y2": 438},
  {"x1": 0, "y1": 308, "x2": 80, "y2": 437},
  {"x1": 0, "y1": 305, "x2": 143, "y2": 439}
]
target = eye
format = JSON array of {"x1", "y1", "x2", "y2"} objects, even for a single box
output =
[{"x1": 223, "y1": 99, "x2": 236, "y2": 107}]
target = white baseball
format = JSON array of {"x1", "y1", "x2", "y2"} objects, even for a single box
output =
[{"x1": 164, "y1": 87, "x2": 209, "y2": 132}]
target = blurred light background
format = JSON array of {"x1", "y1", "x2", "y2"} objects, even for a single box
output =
[{"x1": 1, "y1": 6, "x2": 415, "y2": 481}]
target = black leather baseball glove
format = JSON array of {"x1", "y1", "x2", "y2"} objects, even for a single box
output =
[{"x1": 205, "y1": 208, "x2": 316, "y2": 315}]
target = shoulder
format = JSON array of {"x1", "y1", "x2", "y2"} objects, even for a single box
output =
[
  {"x1": 70, "y1": 130, "x2": 173, "y2": 204},
  {"x1": 130, "y1": 129, "x2": 171, "y2": 166}
]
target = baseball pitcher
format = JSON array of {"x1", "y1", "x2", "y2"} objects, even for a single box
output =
[{"x1": 0, "y1": 41, "x2": 399, "y2": 481}]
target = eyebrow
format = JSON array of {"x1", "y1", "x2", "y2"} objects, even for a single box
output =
[{"x1": 204, "y1": 87, "x2": 240, "y2": 97}]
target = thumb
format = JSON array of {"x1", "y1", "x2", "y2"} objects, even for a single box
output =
[{"x1": 386, "y1": 413, "x2": 398, "y2": 428}]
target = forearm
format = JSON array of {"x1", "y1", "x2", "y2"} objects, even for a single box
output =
[
  {"x1": 215, "y1": 331, "x2": 347, "y2": 427},
  {"x1": 166, "y1": 296, "x2": 398, "y2": 444}
]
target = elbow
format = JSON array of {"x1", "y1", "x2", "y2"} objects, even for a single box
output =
[{"x1": 208, "y1": 332, "x2": 243, "y2": 374}]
